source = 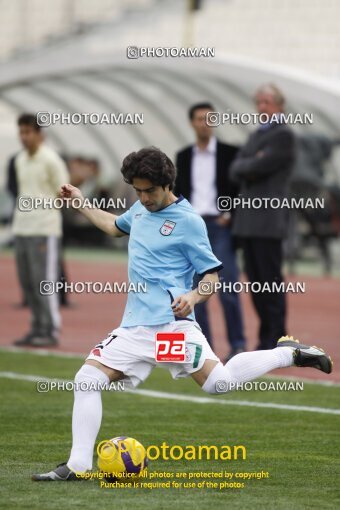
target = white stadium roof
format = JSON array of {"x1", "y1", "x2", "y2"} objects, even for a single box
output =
[{"x1": 0, "y1": 0, "x2": 339, "y2": 185}]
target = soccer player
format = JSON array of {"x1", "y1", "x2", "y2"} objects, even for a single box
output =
[{"x1": 32, "y1": 147, "x2": 332, "y2": 481}]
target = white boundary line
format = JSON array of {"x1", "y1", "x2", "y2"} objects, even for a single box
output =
[
  {"x1": 1, "y1": 346, "x2": 339, "y2": 387},
  {"x1": 0, "y1": 371, "x2": 339, "y2": 416}
]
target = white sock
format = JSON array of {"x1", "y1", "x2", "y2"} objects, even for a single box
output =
[
  {"x1": 67, "y1": 365, "x2": 109, "y2": 472},
  {"x1": 202, "y1": 347, "x2": 294, "y2": 394}
]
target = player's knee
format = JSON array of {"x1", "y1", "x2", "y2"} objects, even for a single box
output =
[
  {"x1": 201, "y1": 362, "x2": 232, "y2": 394},
  {"x1": 202, "y1": 379, "x2": 232, "y2": 395},
  {"x1": 201, "y1": 384, "x2": 218, "y2": 394},
  {"x1": 74, "y1": 364, "x2": 109, "y2": 388},
  {"x1": 74, "y1": 365, "x2": 88, "y2": 384}
]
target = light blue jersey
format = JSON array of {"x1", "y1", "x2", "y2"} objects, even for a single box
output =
[{"x1": 115, "y1": 196, "x2": 223, "y2": 327}]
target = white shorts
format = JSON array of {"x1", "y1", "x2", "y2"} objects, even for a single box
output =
[{"x1": 86, "y1": 320, "x2": 219, "y2": 388}]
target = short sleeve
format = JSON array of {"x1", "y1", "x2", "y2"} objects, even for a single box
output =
[
  {"x1": 115, "y1": 208, "x2": 133, "y2": 235},
  {"x1": 183, "y1": 215, "x2": 223, "y2": 276}
]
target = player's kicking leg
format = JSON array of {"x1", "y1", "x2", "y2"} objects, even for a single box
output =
[
  {"x1": 195, "y1": 335, "x2": 332, "y2": 394},
  {"x1": 32, "y1": 360, "x2": 123, "y2": 481}
]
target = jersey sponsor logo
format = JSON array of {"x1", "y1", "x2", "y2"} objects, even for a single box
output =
[
  {"x1": 155, "y1": 332, "x2": 185, "y2": 362},
  {"x1": 160, "y1": 220, "x2": 176, "y2": 236}
]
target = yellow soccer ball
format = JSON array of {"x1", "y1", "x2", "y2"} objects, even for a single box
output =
[{"x1": 97, "y1": 436, "x2": 148, "y2": 481}]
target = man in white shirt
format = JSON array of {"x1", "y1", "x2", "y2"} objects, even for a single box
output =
[
  {"x1": 13, "y1": 113, "x2": 69, "y2": 347},
  {"x1": 175, "y1": 103, "x2": 246, "y2": 359}
]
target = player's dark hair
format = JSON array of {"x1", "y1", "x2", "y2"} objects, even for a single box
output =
[
  {"x1": 121, "y1": 147, "x2": 177, "y2": 191},
  {"x1": 189, "y1": 102, "x2": 215, "y2": 120},
  {"x1": 17, "y1": 113, "x2": 41, "y2": 131}
]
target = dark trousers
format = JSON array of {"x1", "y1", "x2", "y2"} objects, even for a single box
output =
[
  {"x1": 15, "y1": 236, "x2": 61, "y2": 337},
  {"x1": 194, "y1": 219, "x2": 245, "y2": 350},
  {"x1": 242, "y1": 238, "x2": 286, "y2": 349}
]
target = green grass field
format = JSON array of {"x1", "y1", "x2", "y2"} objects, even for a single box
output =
[{"x1": 1, "y1": 349, "x2": 340, "y2": 510}]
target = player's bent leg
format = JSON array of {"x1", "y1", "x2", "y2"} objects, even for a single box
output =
[
  {"x1": 192, "y1": 348, "x2": 294, "y2": 394},
  {"x1": 195, "y1": 336, "x2": 332, "y2": 395},
  {"x1": 32, "y1": 361, "x2": 127, "y2": 481}
]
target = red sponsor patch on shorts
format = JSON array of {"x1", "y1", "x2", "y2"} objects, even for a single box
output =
[{"x1": 155, "y1": 332, "x2": 185, "y2": 362}]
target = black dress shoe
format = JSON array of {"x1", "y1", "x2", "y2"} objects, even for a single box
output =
[
  {"x1": 13, "y1": 332, "x2": 35, "y2": 346},
  {"x1": 30, "y1": 335, "x2": 59, "y2": 347}
]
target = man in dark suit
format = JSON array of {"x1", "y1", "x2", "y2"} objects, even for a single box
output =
[
  {"x1": 230, "y1": 84, "x2": 296, "y2": 349},
  {"x1": 175, "y1": 103, "x2": 246, "y2": 358}
]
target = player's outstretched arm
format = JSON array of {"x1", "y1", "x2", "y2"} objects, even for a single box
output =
[
  {"x1": 171, "y1": 272, "x2": 219, "y2": 318},
  {"x1": 60, "y1": 184, "x2": 125, "y2": 237}
]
